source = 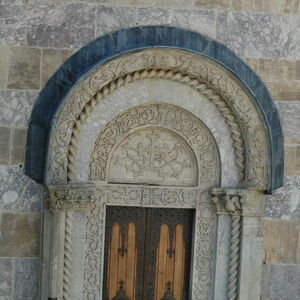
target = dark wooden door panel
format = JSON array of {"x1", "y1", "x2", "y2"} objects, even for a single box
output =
[
  {"x1": 103, "y1": 206, "x2": 147, "y2": 300},
  {"x1": 103, "y1": 206, "x2": 194, "y2": 300},
  {"x1": 143, "y1": 208, "x2": 194, "y2": 300}
]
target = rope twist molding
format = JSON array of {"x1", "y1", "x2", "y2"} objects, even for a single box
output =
[
  {"x1": 63, "y1": 211, "x2": 73, "y2": 300},
  {"x1": 66, "y1": 69, "x2": 245, "y2": 183},
  {"x1": 228, "y1": 215, "x2": 241, "y2": 300}
]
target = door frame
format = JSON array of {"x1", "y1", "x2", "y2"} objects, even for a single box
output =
[{"x1": 46, "y1": 183, "x2": 217, "y2": 300}]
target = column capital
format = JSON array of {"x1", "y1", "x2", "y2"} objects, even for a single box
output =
[{"x1": 211, "y1": 188, "x2": 264, "y2": 216}]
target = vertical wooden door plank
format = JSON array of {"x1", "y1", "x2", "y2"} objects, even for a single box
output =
[
  {"x1": 173, "y1": 224, "x2": 185, "y2": 300},
  {"x1": 155, "y1": 224, "x2": 169, "y2": 300},
  {"x1": 108, "y1": 222, "x2": 121, "y2": 299},
  {"x1": 126, "y1": 222, "x2": 136, "y2": 300},
  {"x1": 117, "y1": 225, "x2": 127, "y2": 291}
]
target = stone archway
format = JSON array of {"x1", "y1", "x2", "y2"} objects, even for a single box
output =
[{"x1": 25, "y1": 26, "x2": 283, "y2": 300}]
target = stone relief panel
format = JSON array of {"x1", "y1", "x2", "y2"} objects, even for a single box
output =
[
  {"x1": 76, "y1": 79, "x2": 238, "y2": 187},
  {"x1": 108, "y1": 128, "x2": 197, "y2": 186},
  {"x1": 49, "y1": 48, "x2": 268, "y2": 189},
  {"x1": 89, "y1": 103, "x2": 220, "y2": 187}
]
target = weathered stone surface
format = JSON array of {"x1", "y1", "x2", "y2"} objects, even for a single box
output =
[
  {"x1": 276, "y1": 101, "x2": 300, "y2": 139},
  {"x1": 261, "y1": 264, "x2": 300, "y2": 299},
  {"x1": 285, "y1": 143, "x2": 300, "y2": 176},
  {"x1": 0, "y1": 212, "x2": 40, "y2": 257},
  {"x1": 0, "y1": 90, "x2": 38, "y2": 127},
  {"x1": 0, "y1": 46, "x2": 9, "y2": 88},
  {"x1": 41, "y1": 48, "x2": 72, "y2": 87},
  {"x1": 265, "y1": 80, "x2": 300, "y2": 101},
  {"x1": 7, "y1": 47, "x2": 41, "y2": 90},
  {"x1": 194, "y1": 0, "x2": 230, "y2": 10},
  {"x1": 0, "y1": 259, "x2": 13, "y2": 297},
  {"x1": 172, "y1": 9, "x2": 216, "y2": 38},
  {"x1": 0, "y1": 3, "x2": 26, "y2": 46},
  {"x1": 257, "y1": 59, "x2": 300, "y2": 82},
  {"x1": 263, "y1": 219, "x2": 300, "y2": 264},
  {"x1": 264, "y1": 176, "x2": 300, "y2": 220},
  {"x1": 232, "y1": 0, "x2": 253, "y2": 11},
  {"x1": 256, "y1": 0, "x2": 294, "y2": 14},
  {"x1": 0, "y1": 166, "x2": 43, "y2": 211},
  {"x1": 96, "y1": 5, "x2": 137, "y2": 37},
  {"x1": 27, "y1": 3, "x2": 96, "y2": 48},
  {"x1": 107, "y1": 0, "x2": 154, "y2": 5},
  {"x1": 243, "y1": 57, "x2": 257, "y2": 72},
  {"x1": 155, "y1": 0, "x2": 193, "y2": 7},
  {"x1": 137, "y1": 7, "x2": 172, "y2": 25},
  {"x1": 0, "y1": 127, "x2": 11, "y2": 164},
  {"x1": 11, "y1": 128, "x2": 26, "y2": 165},
  {"x1": 13, "y1": 258, "x2": 39, "y2": 299},
  {"x1": 216, "y1": 11, "x2": 300, "y2": 60}
]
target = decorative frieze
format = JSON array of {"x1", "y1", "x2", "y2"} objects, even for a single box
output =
[{"x1": 47, "y1": 184, "x2": 201, "y2": 210}]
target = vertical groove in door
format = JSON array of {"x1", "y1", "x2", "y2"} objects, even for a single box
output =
[{"x1": 108, "y1": 223, "x2": 121, "y2": 299}]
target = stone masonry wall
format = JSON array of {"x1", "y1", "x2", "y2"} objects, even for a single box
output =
[{"x1": 0, "y1": 0, "x2": 299, "y2": 299}]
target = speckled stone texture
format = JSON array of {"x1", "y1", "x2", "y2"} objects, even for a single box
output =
[
  {"x1": 172, "y1": 9, "x2": 216, "y2": 37},
  {"x1": 217, "y1": 11, "x2": 300, "y2": 60},
  {"x1": 13, "y1": 258, "x2": 39, "y2": 299},
  {"x1": 0, "y1": 2, "x2": 26, "y2": 46},
  {"x1": 0, "y1": 259, "x2": 13, "y2": 297},
  {"x1": 264, "y1": 176, "x2": 300, "y2": 220},
  {"x1": 137, "y1": 7, "x2": 172, "y2": 25},
  {"x1": 27, "y1": 3, "x2": 96, "y2": 48},
  {"x1": 0, "y1": 166, "x2": 43, "y2": 211},
  {"x1": 0, "y1": 90, "x2": 38, "y2": 127},
  {"x1": 261, "y1": 264, "x2": 300, "y2": 299},
  {"x1": 276, "y1": 101, "x2": 300, "y2": 139},
  {"x1": 96, "y1": 5, "x2": 137, "y2": 36}
]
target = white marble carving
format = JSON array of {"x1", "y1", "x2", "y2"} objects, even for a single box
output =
[
  {"x1": 108, "y1": 128, "x2": 197, "y2": 186},
  {"x1": 76, "y1": 80, "x2": 238, "y2": 187}
]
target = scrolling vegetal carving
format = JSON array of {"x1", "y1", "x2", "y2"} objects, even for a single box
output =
[
  {"x1": 48, "y1": 184, "x2": 215, "y2": 300},
  {"x1": 89, "y1": 103, "x2": 219, "y2": 187},
  {"x1": 51, "y1": 49, "x2": 268, "y2": 189}
]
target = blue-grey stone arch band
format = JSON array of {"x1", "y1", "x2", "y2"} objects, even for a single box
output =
[{"x1": 25, "y1": 26, "x2": 283, "y2": 193}]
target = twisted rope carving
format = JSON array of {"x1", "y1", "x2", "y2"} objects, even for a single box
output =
[
  {"x1": 67, "y1": 69, "x2": 245, "y2": 182},
  {"x1": 63, "y1": 212, "x2": 73, "y2": 300},
  {"x1": 228, "y1": 215, "x2": 241, "y2": 300}
]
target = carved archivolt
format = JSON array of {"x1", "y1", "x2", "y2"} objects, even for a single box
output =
[
  {"x1": 50, "y1": 49, "x2": 268, "y2": 189},
  {"x1": 89, "y1": 103, "x2": 219, "y2": 187}
]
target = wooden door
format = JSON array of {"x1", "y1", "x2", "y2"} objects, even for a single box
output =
[{"x1": 103, "y1": 206, "x2": 194, "y2": 300}]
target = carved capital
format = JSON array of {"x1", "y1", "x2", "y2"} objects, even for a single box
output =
[
  {"x1": 211, "y1": 188, "x2": 264, "y2": 216},
  {"x1": 211, "y1": 188, "x2": 246, "y2": 215},
  {"x1": 47, "y1": 184, "x2": 96, "y2": 211}
]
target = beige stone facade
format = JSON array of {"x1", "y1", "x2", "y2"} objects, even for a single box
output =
[{"x1": 0, "y1": 1, "x2": 299, "y2": 299}]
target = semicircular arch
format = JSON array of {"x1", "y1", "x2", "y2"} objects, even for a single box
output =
[{"x1": 25, "y1": 26, "x2": 283, "y2": 193}]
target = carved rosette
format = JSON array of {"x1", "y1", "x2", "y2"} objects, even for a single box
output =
[{"x1": 50, "y1": 49, "x2": 268, "y2": 190}]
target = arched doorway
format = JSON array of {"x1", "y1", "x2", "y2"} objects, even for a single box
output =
[{"x1": 25, "y1": 27, "x2": 283, "y2": 300}]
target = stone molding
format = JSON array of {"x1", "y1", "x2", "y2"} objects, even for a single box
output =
[
  {"x1": 211, "y1": 188, "x2": 264, "y2": 216},
  {"x1": 47, "y1": 184, "x2": 215, "y2": 300},
  {"x1": 48, "y1": 184, "x2": 201, "y2": 211},
  {"x1": 89, "y1": 103, "x2": 220, "y2": 187},
  {"x1": 211, "y1": 188, "x2": 264, "y2": 300},
  {"x1": 49, "y1": 49, "x2": 268, "y2": 190}
]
